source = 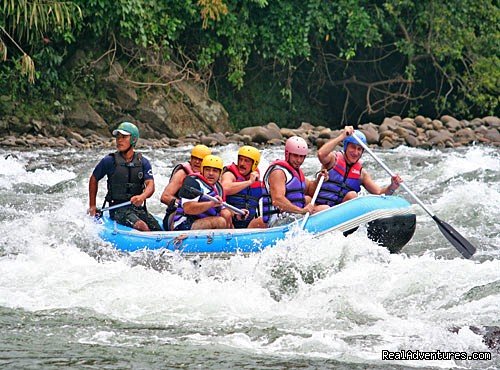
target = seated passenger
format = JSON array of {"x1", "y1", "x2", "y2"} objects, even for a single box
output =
[
  {"x1": 315, "y1": 127, "x2": 402, "y2": 211},
  {"x1": 170, "y1": 155, "x2": 234, "y2": 230},
  {"x1": 221, "y1": 146, "x2": 263, "y2": 228},
  {"x1": 161, "y1": 144, "x2": 211, "y2": 230},
  {"x1": 260, "y1": 136, "x2": 321, "y2": 227}
]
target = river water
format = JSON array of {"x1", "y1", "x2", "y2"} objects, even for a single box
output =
[{"x1": 0, "y1": 144, "x2": 498, "y2": 369}]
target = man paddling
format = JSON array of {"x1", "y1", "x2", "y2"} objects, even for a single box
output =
[
  {"x1": 315, "y1": 126, "x2": 402, "y2": 210},
  {"x1": 88, "y1": 122, "x2": 161, "y2": 231}
]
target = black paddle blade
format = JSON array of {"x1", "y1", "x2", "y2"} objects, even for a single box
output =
[
  {"x1": 433, "y1": 216, "x2": 477, "y2": 259},
  {"x1": 178, "y1": 176, "x2": 202, "y2": 199}
]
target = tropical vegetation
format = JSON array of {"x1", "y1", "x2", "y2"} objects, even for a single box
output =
[{"x1": 1, "y1": 0, "x2": 498, "y2": 129}]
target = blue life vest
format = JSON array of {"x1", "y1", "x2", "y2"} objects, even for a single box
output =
[
  {"x1": 261, "y1": 160, "x2": 306, "y2": 223},
  {"x1": 173, "y1": 174, "x2": 224, "y2": 225},
  {"x1": 224, "y1": 163, "x2": 263, "y2": 228},
  {"x1": 106, "y1": 151, "x2": 144, "y2": 204},
  {"x1": 317, "y1": 152, "x2": 362, "y2": 206}
]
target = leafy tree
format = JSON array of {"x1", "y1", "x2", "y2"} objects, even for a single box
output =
[{"x1": 0, "y1": 0, "x2": 82, "y2": 83}]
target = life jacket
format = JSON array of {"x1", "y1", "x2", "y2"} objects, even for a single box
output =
[
  {"x1": 223, "y1": 163, "x2": 262, "y2": 223},
  {"x1": 169, "y1": 162, "x2": 194, "y2": 197},
  {"x1": 316, "y1": 152, "x2": 362, "y2": 206},
  {"x1": 106, "y1": 151, "x2": 144, "y2": 204},
  {"x1": 172, "y1": 174, "x2": 224, "y2": 226},
  {"x1": 261, "y1": 160, "x2": 306, "y2": 223}
]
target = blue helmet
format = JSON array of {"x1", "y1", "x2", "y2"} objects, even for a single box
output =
[{"x1": 343, "y1": 130, "x2": 367, "y2": 152}]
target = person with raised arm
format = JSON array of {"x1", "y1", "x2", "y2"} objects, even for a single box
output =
[{"x1": 315, "y1": 126, "x2": 402, "y2": 211}]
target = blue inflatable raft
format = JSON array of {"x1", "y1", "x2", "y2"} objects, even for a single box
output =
[{"x1": 97, "y1": 195, "x2": 416, "y2": 254}]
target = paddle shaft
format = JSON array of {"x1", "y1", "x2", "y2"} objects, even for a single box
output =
[
  {"x1": 351, "y1": 136, "x2": 436, "y2": 218},
  {"x1": 351, "y1": 133, "x2": 476, "y2": 258},
  {"x1": 301, "y1": 175, "x2": 325, "y2": 229},
  {"x1": 186, "y1": 186, "x2": 246, "y2": 216},
  {"x1": 100, "y1": 201, "x2": 132, "y2": 212}
]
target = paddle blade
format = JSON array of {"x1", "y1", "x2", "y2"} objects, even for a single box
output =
[
  {"x1": 178, "y1": 176, "x2": 202, "y2": 199},
  {"x1": 433, "y1": 216, "x2": 477, "y2": 259}
]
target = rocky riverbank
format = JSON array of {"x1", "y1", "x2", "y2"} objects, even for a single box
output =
[{"x1": 1, "y1": 114, "x2": 498, "y2": 150}]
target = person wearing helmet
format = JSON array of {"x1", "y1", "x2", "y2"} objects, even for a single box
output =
[
  {"x1": 315, "y1": 126, "x2": 402, "y2": 209},
  {"x1": 168, "y1": 155, "x2": 235, "y2": 230},
  {"x1": 260, "y1": 136, "x2": 320, "y2": 227},
  {"x1": 88, "y1": 122, "x2": 161, "y2": 231},
  {"x1": 221, "y1": 145, "x2": 263, "y2": 228},
  {"x1": 160, "y1": 144, "x2": 212, "y2": 230}
]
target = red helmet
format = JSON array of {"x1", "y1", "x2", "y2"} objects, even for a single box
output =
[{"x1": 285, "y1": 136, "x2": 308, "y2": 160}]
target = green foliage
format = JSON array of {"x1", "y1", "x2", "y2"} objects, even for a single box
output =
[
  {"x1": 0, "y1": 0, "x2": 498, "y2": 129},
  {"x1": 80, "y1": 0, "x2": 195, "y2": 47}
]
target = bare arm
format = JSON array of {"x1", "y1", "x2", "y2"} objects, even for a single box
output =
[
  {"x1": 317, "y1": 126, "x2": 354, "y2": 168},
  {"x1": 221, "y1": 171, "x2": 259, "y2": 196},
  {"x1": 183, "y1": 197, "x2": 221, "y2": 215},
  {"x1": 88, "y1": 174, "x2": 98, "y2": 216},
  {"x1": 269, "y1": 170, "x2": 312, "y2": 215},
  {"x1": 362, "y1": 170, "x2": 402, "y2": 195},
  {"x1": 160, "y1": 171, "x2": 185, "y2": 205},
  {"x1": 305, "y1": 176, "x2": 322, "y2": 197},
  {"x1": 130, "y1": 179, "x2": 155, "y2": 206}
]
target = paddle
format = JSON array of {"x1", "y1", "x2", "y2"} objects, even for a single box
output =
[
  {"x1": 351, "y1": 133, "x2": 477, "y2": 259},
  {"x1": 300, "y1": 174, "x2": 325, "y2": 229},
  {"x1": 180, "y1": 176, "x2": 246, "y2": 216},
  {"x1": 100, "y1": 201, "x2": 132, "y2": 213}
]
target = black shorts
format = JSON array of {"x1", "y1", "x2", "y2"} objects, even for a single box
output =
[{"x1": 111, "y1": 205, "x2": 162, "y2": 231}]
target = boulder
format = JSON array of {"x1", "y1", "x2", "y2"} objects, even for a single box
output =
[
  {"x1": 414, "y1": 115, "x2": 429, "y2": 127},
  {"x1": 404, "y1": 135, "x2": 420, "y2": 147},
  {"x1": 483, "y1": 116, "x2": 500, "y2": 128},
  {"x1": 239, "y1": 122, "x2": 282, "y2": 143},
  {"x1": 298, "y1": 122, "x2": 315, "y2": 131},
  {"x1": 431, "y1": 120, "x2": 444, "y2": 130},
  {"x1": 358, "y1": 124, "x2": 379, "y2": 144},
  {"x1": 454, "y1": 128, "x2": 477, "y2": 145},
  {"x1": 380, "y1": 117, "x2": 399, "y2": 132},
  {"x1": 64, "y1": 101, "x2": 109, "y2": 135}
]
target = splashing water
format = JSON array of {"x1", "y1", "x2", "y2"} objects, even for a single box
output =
[{"x1": 0, "y1": 145, "x2": 498, "y2": 369}]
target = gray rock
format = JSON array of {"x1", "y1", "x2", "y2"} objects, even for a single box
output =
[
  {"x1": 239, "y1": 123, "x2": 282, "y2": 143},
  {"x1": 65, "y1": 101, "x2": 108, "y2": 133},
  {"x1": 380, "y1": 117, "x2": 399, "y2": 131},
  {"x1": 431, "y1": 120, "x2": 444, "y2": 130},
  {"x1": 483, "y1": 116, "x2": 500, "y2": 128},
  {"x1": 298, "y1": 122, "x2": 315, "y2": 131},
  {"x1": 404, "y1": 135, "x2": 420, "y2": 147},
  {"x1": 445, "y1": 119, "x2": 463, "y2": 132},
  {"x1": 414, "y1": 115, "x2": 429, "y2": 127},
  {"x1": 441, "y1": 115, "x2": 459, "y2": 124},
  {"x1": 267, "y1": 138, "x2": 283, "y2": 145},
  {"x1": 280, "y1": 128, "x2": 296, "y2": 138},
  {"x1": 482, "y1": 128, "x2": 500, "y2": 143},
  {"x1": 359, "y1": 124, "x2": 379, "y2": 144},
  {"x1": 318, "y1": 128, "x2": 333, "y2": 139},
  {"x1": 398, "y1": 119, "x2": 418, "y2": 132},
  {"x1": 454, "y1": 128, "x2": 476, "y2": 145},
  {"x1": 105, "y1": 80, "x2": 138, "y2": 109}
]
